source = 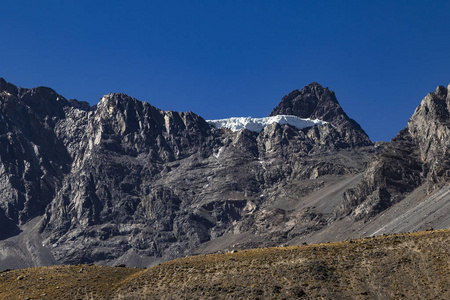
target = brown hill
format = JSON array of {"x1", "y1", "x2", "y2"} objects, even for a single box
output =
[{"x1": 0, "y1": 229, "x2": 448, "y2": 299}]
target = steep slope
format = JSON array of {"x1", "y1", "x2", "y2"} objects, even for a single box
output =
[
  {"x1": 0, "y1": 78, "x2": 72, "y2": 237},
  {"x1": 338, "y1": 84, "x2": 450, "y2": 221},
  {"x1": 41, "y1": 93, "x2": 216, "y2": 264},
  {"x1": 0, "y1": 79, "x2": 374, "y2": 267}
]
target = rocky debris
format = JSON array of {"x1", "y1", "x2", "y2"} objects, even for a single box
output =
[{"x1": 338, "y1": 84, "x2": 450, "y2": 220}]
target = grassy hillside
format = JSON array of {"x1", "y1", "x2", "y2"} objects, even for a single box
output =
[{"x1": 0, "y1": 229, "x2": 449, "y2": 299}]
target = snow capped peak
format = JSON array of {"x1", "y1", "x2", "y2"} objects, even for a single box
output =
[{"x1": 207, "y1": 115, "x2": 328, "y2": 133}]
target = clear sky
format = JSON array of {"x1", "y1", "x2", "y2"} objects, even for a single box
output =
[{"x1": 1, "y1": 0, "x2": 449, "y2": 141}]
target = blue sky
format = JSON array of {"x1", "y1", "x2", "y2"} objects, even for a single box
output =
[{"x1": 1, "y1": 0, "x2": 449, "y2": 141}]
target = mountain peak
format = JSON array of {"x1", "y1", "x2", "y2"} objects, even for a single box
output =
[
  {"x1": 270, "y1": 83, "x2": 372, "y2": 146},
  {"x1": 305, "y1": 82, "x2": 327, "y2": 91},
  {"x1": 270, "y1": 83, "x2": 341, "y2": 120},
  {"x1": 0, "y1": 78, "x2": 19, "y2": 96},
  {"x1": 273, "y1": 83, "x2": 333, "y2": 115},
  {"x1": 99, "y1": 93, "x2": 143, "y2": 106},
  {"x1": 98, "y1": 93, "x2": 138, "y2": 111},
  {"x1": 304, "y1": 81, "x2": 328, "y2": 90}
]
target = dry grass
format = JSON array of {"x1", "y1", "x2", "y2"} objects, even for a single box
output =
[
  {"x1": 1, "y1": 229, "x2": 449, "y2": 299},
  {"x1": 0, "y1": 264, "x2": 144, "y2": 300}
]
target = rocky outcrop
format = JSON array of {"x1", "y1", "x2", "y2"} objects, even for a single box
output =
[
  {"x1": 338, "y1": 84, "x2": 450, "y2": 220},
  {"x1": 408, "y1": 84, "x2": 450, "y2": 188}
]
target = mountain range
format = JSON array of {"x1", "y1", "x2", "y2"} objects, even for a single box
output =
[{"x1": 0, "y1": 78, "x2": 449, "y2": 268}]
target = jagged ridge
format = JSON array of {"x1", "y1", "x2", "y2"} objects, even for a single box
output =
[
  {"x1": 1, "y1": 78, "x2": 449, "y2": 269},
  {"x1": 338, "y1": 84, "x2": 450, "y2": 220}
]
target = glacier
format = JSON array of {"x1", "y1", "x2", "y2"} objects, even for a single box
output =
[{"x1": 207, "y1": 115, "x2": 328, "y2": 133}]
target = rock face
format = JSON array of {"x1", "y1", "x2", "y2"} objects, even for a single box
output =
[
  {"x1": 0, "y1": 78, "x2": 449, "y2": 268},
  {"x1": 339, "y1": 84, "x2": 450, "y2": 220},
  {"x1": 270, "y1": 82, "x2": 372, "y2": 148},
  {"x1": 0, "y1": 79, "x2": 71, "y2": 237}
]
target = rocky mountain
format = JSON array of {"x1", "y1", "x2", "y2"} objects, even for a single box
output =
[
  {"x1": 0, "y1": 78, "x2": 449, "y2": 268},
  {"x1": 338, "y1": 84, "x2": 450, "y2": 220},
  {"x1": 270, "y1": 82, "x2": 372, "y2": 148}
]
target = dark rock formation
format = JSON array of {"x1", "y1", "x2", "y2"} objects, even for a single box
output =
[{"x1": 270, "y1": 83, "x2": 372, "y2": 148}]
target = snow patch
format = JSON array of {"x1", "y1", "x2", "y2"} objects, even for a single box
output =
[
  {"x1": 258, "y1": 159, "x2": 267, "y2": 170},
  {"x1": 207, "y1": 115, "x2": 327, "y2": 133},
  {"x1": 214, "y1": 146, "x2": 225, "y2": 159}
]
